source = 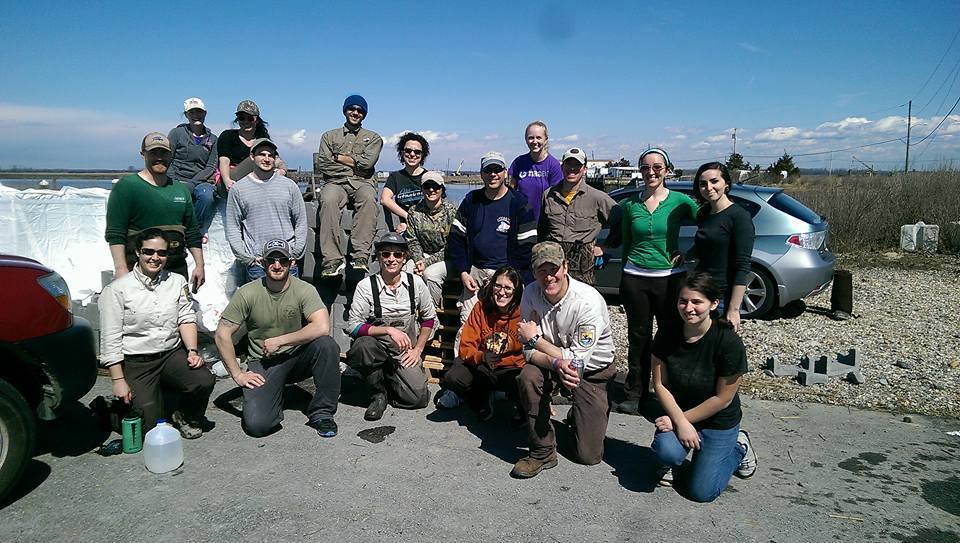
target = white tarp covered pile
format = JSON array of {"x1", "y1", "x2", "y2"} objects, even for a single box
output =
[{"x1": 0, "y1": 186, "x2": 239, "y2": 332}]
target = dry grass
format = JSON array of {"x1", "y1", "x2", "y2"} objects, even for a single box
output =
[{"x1": 778, "y1": 172, "x2": 960, "y2": 253}]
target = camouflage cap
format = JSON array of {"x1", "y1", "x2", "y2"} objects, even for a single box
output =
[
  {"x1": 236, "y1": 99, "x2": 260, "y2": 116},
  {"x1": 141, "y1": 132, "x2": 171, "y2": 152},
  {"x1": 531, "y1": 241, "x2": 566, "y2": 270}
]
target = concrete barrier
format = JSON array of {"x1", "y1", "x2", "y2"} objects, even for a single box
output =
[{"x1": 900, "y1": 221, "x2": 939, "y2": 252}]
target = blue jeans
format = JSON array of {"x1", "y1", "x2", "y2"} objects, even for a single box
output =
[
  {"x1": 651, "y1": 425, "x2": 745, "y2": 503},
  {"x1": 244, "y1": 262, "x2": 300, "y2": 283},
  {"x1": 192, "y1": 182, "x2": 217, "y2": 235}
]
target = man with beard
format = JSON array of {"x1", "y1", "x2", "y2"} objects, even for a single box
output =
[
  {"x1": 225, "y1": 138, "x2": 308, "y2": 283},
  {"x1": 215, "y1": 239, "x2": 341, "y2": 438},
  {"x1": 513, "y1": 241, "x2": 616, "y2": 478},
  {"x1": 344, "y1": 232, "x2": 435, "y2": 421},
  {"x1": 105, "y1": 132, "x2": 205, "y2": 290}
]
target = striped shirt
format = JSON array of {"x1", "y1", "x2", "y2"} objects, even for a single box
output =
[{"x1": 225, "y1": 172, "x2": 308, "y2": 265}]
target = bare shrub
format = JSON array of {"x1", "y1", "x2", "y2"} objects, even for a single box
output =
[{"x1": 784, "y1": 172, "x2": 960, "y2": 253}]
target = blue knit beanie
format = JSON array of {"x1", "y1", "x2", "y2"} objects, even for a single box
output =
[{"x1": 343, "y1": 94, "x2": 368, "y2": 114}]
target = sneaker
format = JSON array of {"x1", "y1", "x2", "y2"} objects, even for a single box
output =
[
  {"x1": 320, "y1": 261, "x2": 346, "y2": 278},
  {"x1": 364, "y1": 393, "x2": 388, "y2": 421},
  {"x1": 434, "y1": 389, "x2": 461, "y2": 409},
  {"x1": 511, "y1": 453, "x2": 559, "y2": 479},
  {"x1": 170, "y1": 411, "x2": 202, "y2": 440},
  {"x1": 307, "y1": 418, "x2": 338, "y2": 438},
  {"x1": 350, "y1": 260, "x2": 369, "y2": 273},
  {"x1": 656, "y1": 466, "x2": 674, "y2": 487},
  {"x1": 736, "y1": 429, "x2": 757, "y2": 478}
]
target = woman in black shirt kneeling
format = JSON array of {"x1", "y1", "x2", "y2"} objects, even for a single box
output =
[{"x1": 649, "y1": 272, "x2": 757, "y2": 502}]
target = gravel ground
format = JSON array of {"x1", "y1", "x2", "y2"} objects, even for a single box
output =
[{"x1": 608, "y1": 252, "x2": 960, "y2": 419}]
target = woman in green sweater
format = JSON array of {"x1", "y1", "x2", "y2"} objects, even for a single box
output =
[{"x1": 617, "y1": 148, "x2": 699, "y2": 414}]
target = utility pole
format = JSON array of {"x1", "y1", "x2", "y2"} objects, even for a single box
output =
[
  {"x1": 732, "y1": 128, "x2": 737, "y2": 155},
  {"x1": 904, "y1": 100, "x2": 912, "y2": 173}
]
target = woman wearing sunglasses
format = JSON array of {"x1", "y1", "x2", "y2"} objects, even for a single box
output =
[
  {"x1": 381, "y1": 132, "x2": 430, "y2": 233},
  {"x1": 99, "y1": 228, "x2": 215, "y2": 439},
  {"x1": 690, "y1": 162, "x2": 755, "y2": 333},
  {"x1": 435, "y1": 265, "x2": 525, "y2": 421},
  {"x1": 404, "y1": 171, "x2": 457, "y2": 307},
  {"x1": 217, "y1": 100, "x2": 283, "y2": 193},
  {"x1": 617, "y1": 148, "x2": 700, "y2": 415}
]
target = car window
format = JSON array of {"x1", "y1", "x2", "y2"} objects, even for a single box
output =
[
  {"x1": 731, "y1": 195, "x2": 761, "y2": 218},
  {"x1": 768, "y1": 192, "x2": 823, "y2": 224}
]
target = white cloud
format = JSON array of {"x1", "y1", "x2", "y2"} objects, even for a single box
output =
[
  {"x1": 754, "y1": 126, "x2": 802, "y2": 142},
  {"x1": 287, "y1": 129, "x2": 307, "y2": 146},
  {"x1": 704, "y1": 133, "x2": 730, "y2": 143},
  {"x1": 671, "y1": 134, "x2": 687, "y2": 140},
  {"x1": 557, "y1": 134, "x2": 579, "y2": 142},
  {"x1": 383, "y1": 130, "x2": 459, "y2": 145},
  {"x1": 871, "y1": 116, "x2": 908, "y2": 133},
  {"x1": 739, "y1": 42, "x2": 768, "y2": 54},
  {"x1": 483, "y1": 134, "x2": 500, "y2": 141},
  {"x1": 817, "y1": 117, "x2": 870, "y2": 131}
]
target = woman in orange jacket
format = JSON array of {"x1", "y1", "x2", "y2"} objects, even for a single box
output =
[{"x1": 435, "y1": 266, "x2": 524, "y2": 421}]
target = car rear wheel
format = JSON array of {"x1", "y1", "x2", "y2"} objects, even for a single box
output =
[
  {"x1": 0, "y1": 377, "x2": 36, "y2": 502},
  {"x1": 740, "y1": 266, "x2": 776, "y2": 319}
]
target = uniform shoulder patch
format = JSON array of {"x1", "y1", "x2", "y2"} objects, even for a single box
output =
[{"x1": 577, "y1": 324, "x2": 596, "y2": 348}]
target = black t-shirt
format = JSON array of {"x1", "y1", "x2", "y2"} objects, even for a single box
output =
[
  {"x1": 217, "y1": 129, "x2": 252, "y2": 167},
  {"x1": 384, "y1": 169, "x2": 425, "y2": 229},
  {"x1": 652, "y1": 321, "x2": 748, "y2": 430},
  {"x1": 693, "y1": 203, "x2": 755, "y2": 295}
]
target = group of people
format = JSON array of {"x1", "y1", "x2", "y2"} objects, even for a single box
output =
[{"x1": 98, "y1": 95, "x2": 757, "y2": 502}]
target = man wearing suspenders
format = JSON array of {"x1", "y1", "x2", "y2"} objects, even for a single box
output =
[{"x1": 344, "y1": 233, "x2": 436, "y2": 420}]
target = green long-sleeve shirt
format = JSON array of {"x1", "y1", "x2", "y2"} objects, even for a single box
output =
[
  {"x1": 104, "y1": 173, "x2": 201, "y2": 248},
  {"x1": 314, "y1": 124, "x2": 383, "y2": 183},
  {"x1": 621, "y1": 189, "x2": 699, "y2": 270}
]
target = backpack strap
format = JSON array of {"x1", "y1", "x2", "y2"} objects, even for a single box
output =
[
  {"x1": 406, "y1": 272, "x2": 417, "y2": 318},
  {"x1": 370, "y1": 275, "x2": 382, "y2": 321}
]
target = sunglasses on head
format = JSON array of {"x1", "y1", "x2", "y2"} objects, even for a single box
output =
[
  {"x1": 402, "y1": 148, "x2": 423, "y2": 156},
  {"x1": 482, "y1": 165, "x2": 504, "y2": 174},
  {"x1": 264, "y1": 256, "x2": 291, "y2": 266},
  {"x1": 379, "y1": 250, "x2": 405, "y2": 259},
  {"x1": 140, "y1": 248, "x2": 168, "y2": 257}
]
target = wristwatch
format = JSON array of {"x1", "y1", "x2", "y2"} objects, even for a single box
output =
[
  {"x1": 188, "y1": 348, "x2": 200, "y2": 354},
  {"x1": 332, "y1": 152, "x2": 339, "y2": 162},
  {"x1": 523, "y1": 333, "x2": 541, "y2": 350}
]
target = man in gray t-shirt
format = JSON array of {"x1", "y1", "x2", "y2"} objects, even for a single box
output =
[{"x1": 225, "y1": 138, "x2": 307, "y2": 283}]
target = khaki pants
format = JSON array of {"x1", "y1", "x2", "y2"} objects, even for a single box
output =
[
  {"x1": 518, "y1": 362, "x2": 616, "y2": 465},
  {"x1": 346, "y1": 336, "x2": 429, "y2": 409},
  {"x1": 318, "y1": 179, "x2": 379, "y2": 271},
  {"x1": 123, "y1": 347, "x2": 215, "y2": 432}
]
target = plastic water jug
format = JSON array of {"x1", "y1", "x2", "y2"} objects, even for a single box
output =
[{"x1": 143, "y1": 420, "x2": 183, "y2": 474}]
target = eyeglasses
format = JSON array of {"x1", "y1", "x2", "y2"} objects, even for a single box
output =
[
  {"x1": 482, "y1": 166, "x2": 505, "y2": 175},
  {"x1": 493, "y1": 284, "x2": 515, "y2": 294},
  {"x1": 640, "y1": 164, "x2": 667, "y2": 172},
  {"x1": 140, "y1": 248, "x2": 168, "y2": 257},
  {"x1": 402, "y1": 148, "x2": 423, "y2": 156},
  {"x1": 236, "y1": 114, "x2": 256, "y2": 122},
  {"x1": 379, "y1": 251, "x2": 406, "y2": 259},
  {"x1": 264, "y1": 256, "x2": 291, "y2": 266},
  {"x1": 422, "y1": 183, "x2": 442, "y2": 192},
  {"x1": 346, "y1": 106, "x2": 365, "y2": 114}
]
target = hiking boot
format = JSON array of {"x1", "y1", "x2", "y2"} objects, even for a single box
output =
[
  {"x1": 656, "y1": 466, "x2": 674, "y2": 487},
  {"x1": 434, "y1": 389, "x2": 461, "y2": 409},
  {"x1": 736, "y1": 429, "x2": 758, "y2": 478},
  {"x1": 320, "y1": 261, "x2": 346, "y2": 278},
  {"x1": 171, "y1": 411, "x2": 202, "y2": 440},
  {"x1": 307, "y1": 418, "x2": 338, "y2": 438},
  {"x1": 364, "y1": 393, "x2": 388, "y2": 421},
  {"x1": 350, "y1": 260, "x2": 369, "y2": 273},
  {"x1": 511, "y1": 453, "x2": 559, "y2": 479}
]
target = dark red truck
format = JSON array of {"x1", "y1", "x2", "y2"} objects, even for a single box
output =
[{"x1": 0, "y1": 255, "x2": 97, "y2": 500}]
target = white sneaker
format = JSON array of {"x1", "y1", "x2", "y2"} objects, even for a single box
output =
[
  {"x1": 656, "y1": 466, "x2": 674, "y2": 487},
  {"x1": 211, "y1": 361, "x2": 230, "y2": 378},
  {"x1": 736, "y1": 429, "x2": 757, "y2": 478},
  {"x1": 435, "y1": 389, "x2": 461, "y2": 409}
]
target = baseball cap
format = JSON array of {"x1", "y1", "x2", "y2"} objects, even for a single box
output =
[
  {"x1": 375, "y1": 231, "x2": 408, "y2": 249},
  {"x1": 262, "y1": 239, "x2": 291, "y2": 259},
  {"x1": 480, "y1": 151, "x2": 506, "y2": 170},
  {"x1": 531, "y1": 241, "x2": 566, "y2": 270},
  {"x1": 249, "y1": 138, "x2": 278, "y2": 155},
  {"x1": 236, "y1": 100, "x2": 260, "y2": 116},
  {"x1": 421, "y1": 171, "x2": 445, "y2": 187},
  {"x1": 141, "y1": 132, "x2": 171, "y2": 152},
  {"x1": 183, "y1": 97, "x2": 206, "y2": 112},
  {"x1": 561, "y1": 147, "x2": 587, "y2": 165}
]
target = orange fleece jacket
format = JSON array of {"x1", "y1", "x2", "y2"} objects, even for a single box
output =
[{"x1": 458, "y1": 302, "x2": 525, "y2": 368}]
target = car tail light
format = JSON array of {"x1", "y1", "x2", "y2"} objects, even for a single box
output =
[
  {"x1": 786, "y1": 231, "x2": 826, "y2": 250},
  {"x1": 37, "y1": 272, "x2": 71, "y2": 311}
]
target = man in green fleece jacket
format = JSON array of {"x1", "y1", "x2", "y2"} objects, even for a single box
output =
[{"x1": 105, "y1": 132, "x2": 205, "y2": 291}]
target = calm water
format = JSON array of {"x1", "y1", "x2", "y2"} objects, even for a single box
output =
[{"x1": 0, "y1": 178, "x2": 480, "y2": 205}]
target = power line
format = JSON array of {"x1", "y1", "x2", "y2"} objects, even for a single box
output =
[
  {"x1": 909, "y1": 94, "x2": 960, "y2": 146},
  {"x1": 916, "y1": 55, "x2": 960, "y2": 115},
  {"x1": 911, "y1": 25, "x2": 960, "y2": 103},
  {"x1": 741, "y1": 137, "x2": 904, "y2": 158}
]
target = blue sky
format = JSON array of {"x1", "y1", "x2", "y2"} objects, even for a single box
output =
[{"x1": 1, "y1": 0, "x2": 959, "y2": 172}]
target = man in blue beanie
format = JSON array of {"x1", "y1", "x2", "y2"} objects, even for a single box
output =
[{"x1": 315, "y1": 94, "x2": 384, "y2": 276}]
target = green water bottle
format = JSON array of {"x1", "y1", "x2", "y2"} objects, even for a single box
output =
[{"x1": 121, "y1": 416, "x2": 143, "y2": 454}]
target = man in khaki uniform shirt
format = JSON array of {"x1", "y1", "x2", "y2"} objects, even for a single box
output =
[
  {"x1": 315, "y1": 94, "x2": 384, "y2": 276},
  {"x1": 537, "y1": 147, "x2": 619, "y2": 285}
]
